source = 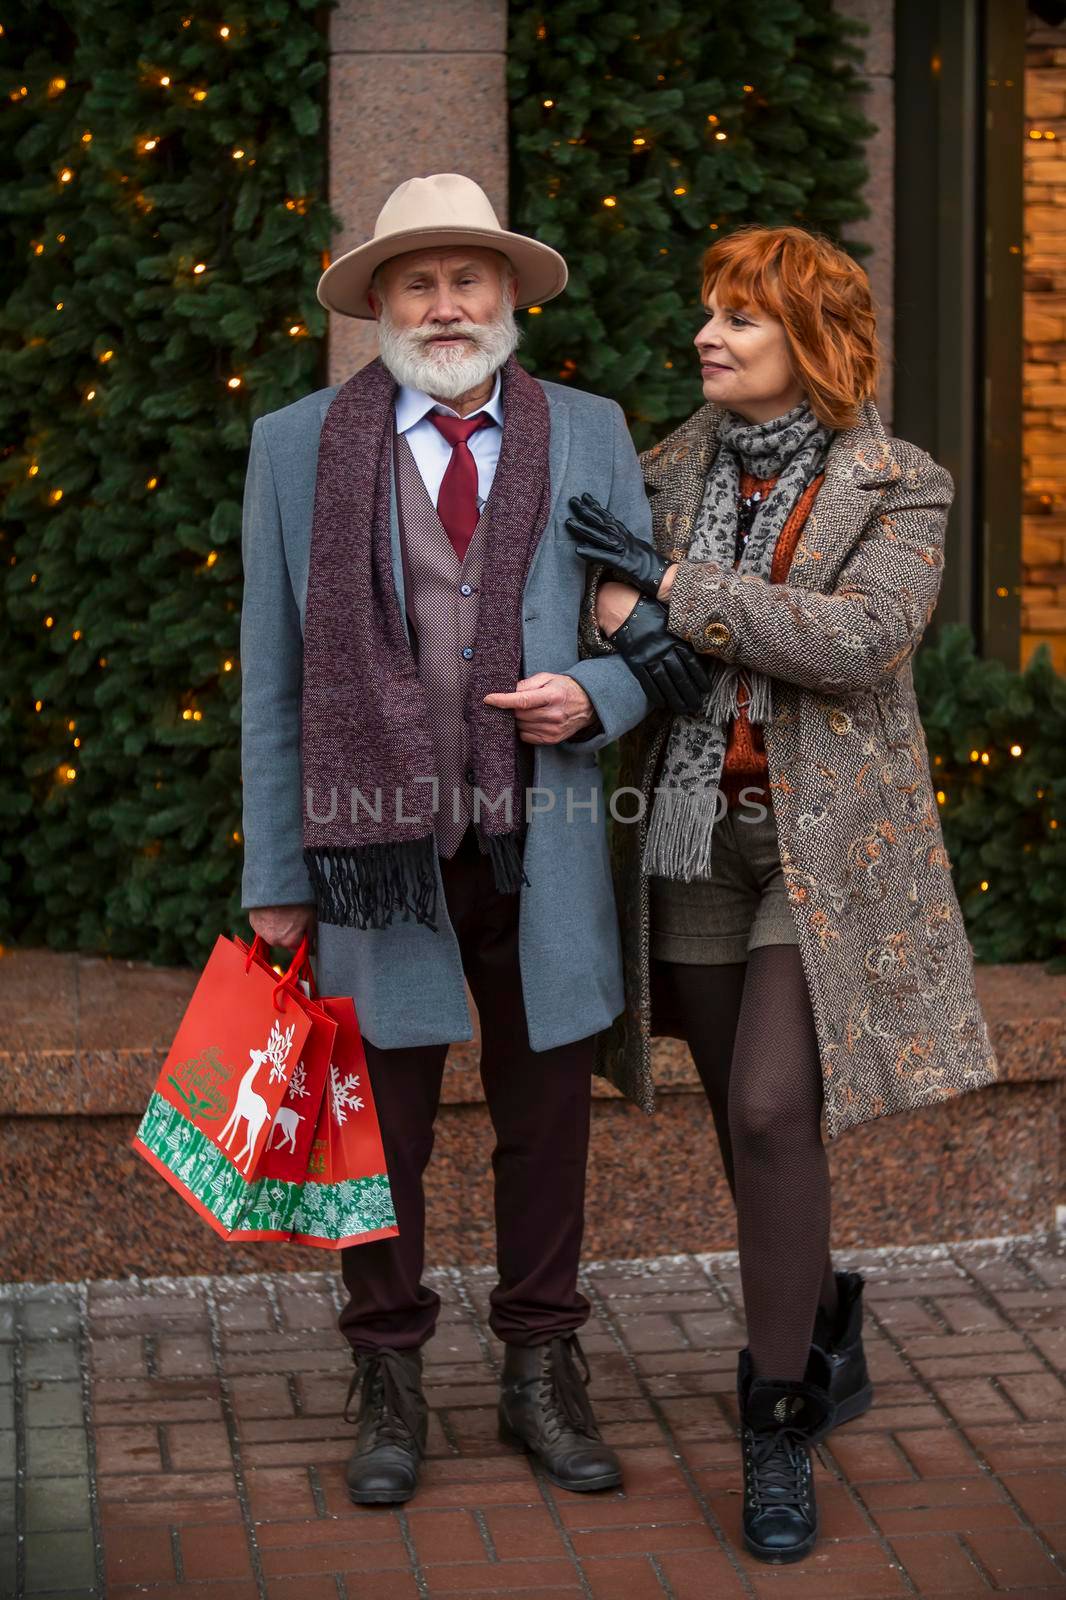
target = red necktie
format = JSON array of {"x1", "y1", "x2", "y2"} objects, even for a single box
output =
[{"x1": 428, "y1": 410, "x2": 494, "y2": 562}]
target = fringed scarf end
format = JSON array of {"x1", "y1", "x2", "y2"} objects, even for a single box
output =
[
  {"x1": 304, "y1": 837, "x2": 439, "y2": 931},
  {"x1": 483, "y1": 830, "x2": 529, "y2": 896},
  {"x1": 642, "y1": 788, "x2": 720, "y2": 883}
]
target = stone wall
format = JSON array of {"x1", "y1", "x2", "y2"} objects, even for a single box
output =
[{"x1": 1024, "y1": 15, "x2": 1066, "y2": 674}]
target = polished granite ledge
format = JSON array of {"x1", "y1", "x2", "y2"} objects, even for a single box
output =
[{"x1": 1, "y1": 948, "x2": 1064, "y2": 1117}]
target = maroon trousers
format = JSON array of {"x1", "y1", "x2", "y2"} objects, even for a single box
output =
[{"x1": 338, "y1": 827, "x2": 596, "y2": 1352}]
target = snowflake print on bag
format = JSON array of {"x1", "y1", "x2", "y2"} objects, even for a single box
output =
[{"x1": 329, "y1": 1062, "x2": 365, "y2": 1125}]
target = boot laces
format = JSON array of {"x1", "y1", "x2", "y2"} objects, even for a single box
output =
[
  {"x1": 537, "y1": 1335, "x2": 601, "y2": 1445},
  {"x1": 344, "y1": 1350, "x2": 421, "y2": 1448},
  {"x1": 745, "y1": 1424, "x2": 812, "y2": 1513}
]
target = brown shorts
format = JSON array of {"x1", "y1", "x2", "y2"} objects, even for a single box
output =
[{"x1": 649, "y1": 800, "x2": 797, "y2": 966}]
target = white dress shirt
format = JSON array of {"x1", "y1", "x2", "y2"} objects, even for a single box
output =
[{"x1": 394, "y1": 370, "x2": 504, "y2": 513}]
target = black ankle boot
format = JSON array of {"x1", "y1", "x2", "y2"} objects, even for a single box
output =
[
  {"x1": 344, "y1": 1347, "x2": 427, "y2": 1504},
  {"x1": 813, "y1": 1270, "x2": 873, "y2": 1430},
  {"x1": 498, "y1": 1334, "x2": 622, "y2": 1493},
  {"x1": 737, "y1": 1348, "x2": 834, "y2": 1564}
]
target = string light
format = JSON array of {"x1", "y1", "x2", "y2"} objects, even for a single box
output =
[
  {"x1": 73, "y1": 738, "x2": 81, "y2": 748},
  {"x1": 58, "y1": 167, "x2": 74, "y2": 184},
  {"x1": 980, "y1": 880, "x2": 989, "y2": 891},
  {"x1": 32, "y1": 242, "x2": 44, "y2": 256},
  {"x1": 223, "y1": 659, "x2": 234, "y2": 671},
  {"x1": 56, "y1": 233, "x2": 65, "y2": 243},
  {"x1": 707, "y1": 114, "x2": 719, "y2": 125},
  {"x1": 28, "y1": 463, "x2": 39, "y2": 477},
  {"x1": 633, "y1": 136, "x2": 647, "y2": 147},
  {"x1": 72, "y1": 629, "x2": 81, "y2": 640},
  {"x1": 226, "y1": 376, "x2": 241, "y2": 389},
  {"x1": 542, "y1": 99, "x2": 554, "y2": 108},
  {"x1": 48, "y1": 489, "x2": 63, "y2": 504},
  {"x1": 55, "y1": 302, "x2": 64, "y2": 311},
  {"x1": 936, "y1": 790, "x2": 947, "y2": 804},
  {"x1": 674, "y1": 186, "x2": 687, "y2": 195},
  {"x1": 970, "y1": 749, "x2": 980, "y2": 761},
  {"x1": 285, "y1": 197, "x2": 308, "y2": 213},
  {"x1": 715, "y1": 131, "x2": 728, "y2": 142},
  {"x1": 980, "y1": 752, "x2": 990, "y2": 765},
  {"x1": 81, "y1": 131, "x2": 92, "y2": 143},
  {"x1": 98, "y1": 657, "x2": 108, "y2": 667},
  {"x1": 1010, "y1": 743, "x2": 1023, "y2": 757},
  {"x1": 232, "y1": 147, "x2": 245, "y2": 159},
  {"x1": 160, "y1": 75, "x2": 171, "y2": 87},
  {"x1": 85, "y1": 389, "x2": 96, "y2": 401},
  {"x1": 192, "y1": 89, "x2": 208, "y2": 102},
  {"x1": 140, "y1": 137, "x2": 159, "y2": 153},
  {"x1": 34, "y1": 700, "x2": 43, "y2": 713},
  {"x1": 68, "y1": 720, "x2": 76, "y2": 732},
  {"x1": 288, "y1": 323, "x2": 305, "y2": 336},
  {"x1": 219, "y1": 24, "x2": 231, "y2": 37},
  {"x1": 61, "y1": 766, "x2": 76, "y2": 782},
  {"x1": 193, "y1": 262, "x2": 207, "y2": 274},
  {"x1": 44, "y1": 616, "x2": 54, "y2": 627},
  {"x1": 146, "y1": 476, "x2": 159, "y2": 490},
  {"x1": 527, "y1": 306, "x2": 543, "y2": 315},
  {"x1": 996, "y1": 586, "x2": 1009, "y2": 598},
  {"x1": 743, "y1": 84, "x2": 755, "y2": 93},
  {"x1": 206, "y1": 551, "x2": 218, "y2": 566},
  {"x1": 99, "y1": 349, "x2": 114, "y2": 362},
  {"x1": 48, "y1": 77, "x2": 67, "y2": 96},
  {"x1": 603, "y1": 196, "x2": 617, "y2": 208}
]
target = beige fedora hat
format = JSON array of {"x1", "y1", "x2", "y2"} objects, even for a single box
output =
[{"x1": 316, "y1": 173, "x2": 568, "y2": 320}]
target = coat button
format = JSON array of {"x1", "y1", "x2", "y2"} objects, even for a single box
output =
[
  {"x1": 703, "y1": 620, "x2": 732, "y2": 649},
  {"x1": 829, "y1": 709, "x2": 853, "y2": 735},
  {"x1": 461, "y1": 646, "x2": 474, "y2": 660},
  {"x1": 459, "y1": 583, "x2": 473, "y2": 596}
]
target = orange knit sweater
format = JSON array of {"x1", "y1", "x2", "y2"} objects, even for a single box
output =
[{"x1": 716, "y1": 469, "x2": 825, "y2": 808}]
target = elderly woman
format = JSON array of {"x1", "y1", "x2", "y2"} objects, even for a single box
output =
[{"x1": 566, "y1": 225, "x2": 999, "y2": 1566}]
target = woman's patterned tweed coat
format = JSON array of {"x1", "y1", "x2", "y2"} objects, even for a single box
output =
[{"x1": 584, "y1": 399, "x2": 1000, "y2": 1139}]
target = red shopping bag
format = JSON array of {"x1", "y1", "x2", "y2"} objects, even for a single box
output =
[
  {"x1": 132, "y1": 933, "x2": 314, "y2": 1240},
  {"x1": 230, "y1": 939, "x2": 398, "y2": 1250}
]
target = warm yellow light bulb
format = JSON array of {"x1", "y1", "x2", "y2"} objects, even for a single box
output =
[
  {"x1": 223, "y1": 659, "x2": 233, "y2": 671},
  {"x1": 34, "y1": 700, "x2": 43, "y2": 712},
  {"x1": 59, "y1": 167, "x2": 74, "y2": 183},
  {"x1": 674, "y1": 186, "x2": 687, "y2": 195},
  {"x1": 936, "y1": 790, "x2": 947, "y2": 804},
  {"x1": 193, "y1": 262, "x2": 206, "y2": 274},
  {"x1": 182, "y1": 708, "x2": 192, "y2": 720},
  {"x1": 542, "y1": 99, "x2": 554, "y2": 108},
  {"x1": 146, "y1": 477, "x2": 158, "y2": 490},
  {"x1": 1010, "y1": 743, "x2": 1022, "y2": 757},
  {"x1": 715, "y1": 131, "x2": 728, "y2": 141},
  {"x1": 85, "y1": 389, "x2": 96, "y2": 401},
  {"x1": 65, "y1": 767, "x2": 76, "y2": 781},
  {"x1": 72, "y1": 630, "x2": 81, "y2": 640},
  {"x1": 33, "y1": 242, "x2": 44, "y2": 255},
  {"x1": 44, "y1": 616, "x2": 54, "y2": 627},
  {"x1": 81, "y1": 131, "x2": 92, "y2": 143},
  {"x1": 68, "y1": 720, "x2": 76, "y2": 731},
  {"x1": 219, "y1": 24, "x2": 231, "y2": 37},
  {"x1": 970, "y1": 749, "x2": 979, "y2": 761},
  {"x1": 160, "y1": 75, "x2": 171, "y2": 87},
  {"x1": 980, "y1": 752, "x2": 990, "y2": 765},
  {"x1": 28, "y1": 463, "x2": 38, "y2": 477},
  {"x1": 206, "y1": 551, "x2": 219, "y2": 566},
  {"x1": 980, "y1": 880, "x2": 989, "y2": 891},
  {"x1": 288, "y1": 323, "x2": 303, "y2": 335},
  {"x1": 48, "y1": 489, "x2": 63, "y2": 504},
  {"x1": 232, "y1": 830, "x2": 241, "y2": 842},
  {"x1": 603, "y1": 196, "x2": 617, "y2": 208},
  {"x1": 55, "y1": 302, "x2": 64, "y2": 311},
  {"x1": 633, "y1": 137, "x2": 646, "y2": 146},
  {"x1": 49, "y1": 77, "x2": 67, "y2": 95},
  {"x1": 73, "y1": 737, "x2": 81, "y2": 748},
  {"x1": 232, "y1": 147, "x2": 245, "y2": 159},
  {"x1": 99, "y1": 349, "x2": 114, "y2": 362},
  {"x1": 193, "y1": 89, "x2": 207, "y2": 102},
  {"x1": 527, "y1": 306, "x2": 543, "y2": 315},
  {"x1": 227, "y1": 376, "x2": 241, "y2": 389}
]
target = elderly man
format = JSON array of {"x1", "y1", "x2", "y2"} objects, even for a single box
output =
[{"x1": 238, "y1": 174, "x2": 699, "y2": 1506}]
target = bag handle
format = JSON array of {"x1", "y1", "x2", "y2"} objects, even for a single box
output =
[{"x1": 241, "y1": 933, "x2": 310, "y2": 1012}]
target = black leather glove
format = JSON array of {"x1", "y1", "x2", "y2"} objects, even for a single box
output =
[
  {"x1": 565, "y1": 493, "x2": 669, "y2": 599},
  {"x1": 608, "y1": 595, "x2": 713, "y2": 715}
]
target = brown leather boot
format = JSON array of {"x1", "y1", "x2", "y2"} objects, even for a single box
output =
[
  {"x1": 498, "y1": 1334, "x2": 622, "y2": 1493},
  {"x1": 344, "y1": 1347, "x2": 427, "y2": 1505}
]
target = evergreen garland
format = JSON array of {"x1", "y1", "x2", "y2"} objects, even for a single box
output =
[
  {"x1": 508, "y1": 0, "x2": 873, "y2": 447},
  {"x1": 913, "y1": 627, "x2": 1066, "y2": 969},
  {"x1": 0, "y1": 0, "x2": 334, "y2": 964}
]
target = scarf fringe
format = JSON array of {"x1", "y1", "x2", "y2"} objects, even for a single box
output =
[
  {"x1": 704, "y1": 666, "x2": 773, "y2": 727},
  {"x1": 642, "y1": 788, "x2": 721, "y2": 883},
  {"x1": 303, "y1": 838, "x2": 438, "y2": 931},
  {"x1": 483, "y1": 830, "x2": 529, "y2": 895}
]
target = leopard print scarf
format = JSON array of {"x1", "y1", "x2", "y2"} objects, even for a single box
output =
[{"x1": 643, "y1": 401, "x2": 833, "y2": 882}]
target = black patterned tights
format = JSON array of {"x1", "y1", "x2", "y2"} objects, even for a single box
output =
[{"x1": 656, "y1": 945, "x2": 838, "y2": 1382}]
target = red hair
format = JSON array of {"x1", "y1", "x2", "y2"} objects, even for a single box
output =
[{"x1": 700, "y1": 226, "x2": 879, "y2": 429}]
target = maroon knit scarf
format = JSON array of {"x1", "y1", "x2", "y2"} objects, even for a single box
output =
[{"x1": 300, "y1": 354, "x2": 552, "y2": 931}]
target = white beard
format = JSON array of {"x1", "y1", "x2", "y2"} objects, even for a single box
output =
[{"x1": 377, "y1": 302, "x2": 521, "y2": 400}]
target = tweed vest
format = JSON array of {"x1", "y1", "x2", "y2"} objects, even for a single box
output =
[{"x1": 395, "y1": 431, "x2": 493, "y2": 859}]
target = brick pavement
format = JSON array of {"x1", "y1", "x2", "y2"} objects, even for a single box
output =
[{"x1": 2, "y1": 1240, "x2": 1066, "y2": 1598}]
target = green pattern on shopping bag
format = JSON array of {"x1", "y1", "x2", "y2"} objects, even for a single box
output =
[{"x1": 135, "y1": 1092, "x2": 396, "y2": 1239}]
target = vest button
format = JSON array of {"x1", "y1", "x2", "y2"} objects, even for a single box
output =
[
  {"x1": 462, "y1": 646, "x2": 474, "y2": 660},
  {"x1": 828, "y1": 709, "x2": 853, "y2": 736},
  {"x1": 459, "y1": 583, "x2": 473, "y2": 596}
]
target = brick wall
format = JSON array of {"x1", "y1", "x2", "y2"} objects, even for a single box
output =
[{"x1": 1023, "y1": 16, "x2": 1066, "y2": 673}]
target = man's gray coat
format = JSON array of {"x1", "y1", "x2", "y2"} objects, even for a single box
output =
[{"x1": 239, "y1": 378, "x2": 652, "y2": 1054}]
